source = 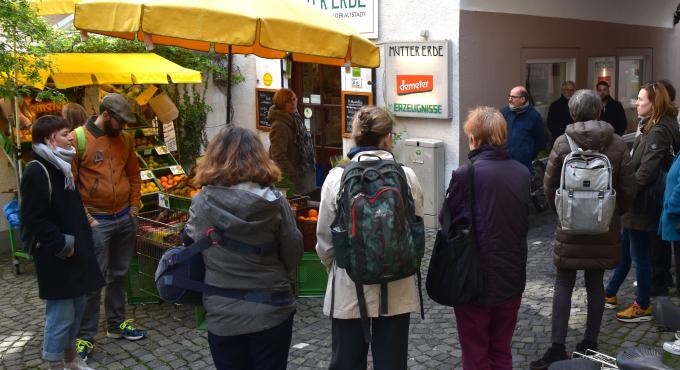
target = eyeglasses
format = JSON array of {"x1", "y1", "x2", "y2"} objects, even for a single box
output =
[{"x1": 508, "y1": 95, "x2": 523, "y2": 99}]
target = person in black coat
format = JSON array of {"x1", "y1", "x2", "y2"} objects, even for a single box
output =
[
  {"x1": 20, "y1": 115, "x2": 104, "y2": 370},
  {"x1": 546, "y1": 81, "x2": 576, "y2": 148},
  {"x1": 597, "y1": 81, "x2": 628, "y2": 135}
]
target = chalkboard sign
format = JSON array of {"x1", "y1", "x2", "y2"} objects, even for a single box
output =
[
  {"x1": 342, "y1": 92, "x2": 373, "y2": 138},
  {"x1": 256, "y1": 88, "x2": 277, "y2": 131}
]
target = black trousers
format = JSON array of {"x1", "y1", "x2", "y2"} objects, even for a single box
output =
[
  {"x1": 208, "y1": 313, "x2": 294, "y2": 370},
  {"x1": 330, "y1": 313, "x2": 410, "y2": 370},
  {"x1": 651, "y1": 235, "x2": 680, "y2": 290}
]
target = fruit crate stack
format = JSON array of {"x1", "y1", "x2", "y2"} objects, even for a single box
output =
[
  {"x1": 288, "y1": 196, "x2": 328, "y2": 297},
  {"x1": 126, "y1": 209, "x2": 188, "y2": 304}
]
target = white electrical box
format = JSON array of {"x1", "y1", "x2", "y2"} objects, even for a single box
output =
[{"x1": 403, "y1": 138, "x2": 445, "y2": 228}]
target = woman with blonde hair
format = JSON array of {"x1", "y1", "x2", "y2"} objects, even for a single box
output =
[
  {"x1": 268, "y1": 88, "x2": 316, "y2": 195},
  {"x1": 183, "y1": 126, "x2": 303, "y2": 370},
  {"x1": 605, "y1": 82, "x2": 680, "y2": 322},
  {"x1": 316, "y1": 106, "x2": 424, "y2": 370},
  {"x1": 445, "y1": 106, "x2": 529, "y2": 369}
]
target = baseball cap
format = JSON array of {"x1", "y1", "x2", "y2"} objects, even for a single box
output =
[{"x1": 100, "y1": 93, "x2": 136, "y2": 124}]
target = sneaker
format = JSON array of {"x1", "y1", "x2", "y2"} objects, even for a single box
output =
[
  {"x1": 75, "y1": 338, "x2": 93, "y2": 361},
  {"x1": 529, "y1": 344, "x2": 569, "y2": 370},
  {"x1": 663, "y1": 340, "x2": 680, "y2": 355},
  {"x1": 106, "y1": 319, "x2": 146, "y2": 340},
  {"x1": 616, "y1": 301, "x2": 653, "y2": 323},
  {"x1": 64, "y1": 357, "x2": 94, "y2": 370},
  {"x1": 574, "y1": 339, "x2": 598, "y2": 354},
  {"x1": 604, "y1": 295, "x2": 617, "y2": 309}
]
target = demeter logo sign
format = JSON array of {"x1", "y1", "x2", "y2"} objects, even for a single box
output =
[{"x1": 396, "y1": 75, "x2": 433, "y2": 95}]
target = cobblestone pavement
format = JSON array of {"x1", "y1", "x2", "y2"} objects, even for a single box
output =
[{"x1": 1, "y1": 212, "x2": 679, "y2": 369}]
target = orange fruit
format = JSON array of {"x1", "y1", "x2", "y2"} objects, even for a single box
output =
[
  {"x1": 297, "y1": 216, "x2": 305, "y2": 221},
  {"x1": 309, "y1": 216, "x2": 318, "y2": 221},
  {"x1": 160, "y1": 176, "x2": 168, "y2": 182},
  {"x1": 308, "y1": 209, "x2": 318, "y2": 218}
]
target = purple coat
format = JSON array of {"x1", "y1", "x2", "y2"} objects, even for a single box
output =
[{"x1": 443, "y1": 145, "x2": 530, "y2": 306}]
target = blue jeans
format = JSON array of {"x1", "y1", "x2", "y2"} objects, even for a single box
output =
[
  {"x1": 605, "y1": 229, "x2": 652, "y2": 308},
  {"x1": 78, "y1": 213, "x2": 136, "y2": 339},
  {"x1": 43, "y1": 296, "x2": 86, "y2": 361}
]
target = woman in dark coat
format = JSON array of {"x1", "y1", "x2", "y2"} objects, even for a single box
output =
[
  {"x1": 20, "y1": 115, "x2": 104, "y2": 370},
  {"x1": 605, "y1": 82, "x2": 680, "y2": 323},
  {"x1": 444, "y1": 106, "x2": 529, "y2": 370},
  {"x1": 267, "y1": 88, "x2": 316, "y2": 195},
  {"x1": 531, "y1": 90, "x2": 636, "y2": 370}
]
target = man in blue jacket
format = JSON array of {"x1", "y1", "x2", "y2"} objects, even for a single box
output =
[{"x1": 501, "y1": 86, "x2": 546, "y2": 168}]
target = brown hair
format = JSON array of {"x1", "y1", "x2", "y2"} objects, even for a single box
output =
[
  {"x1": 193, "y1": 126, "x2": 281, "y2": 187},
  {"x1": 273, "y1": 88, "x2": 296, "y2": 110},
  {"x1": 463, "y1": 106, "x2": 507, "y2": 146},
  {"x1": 61, "y1": 103, "x2": 88, "y2": 129},
  {"x1": 350, "y1": 106, "x2": 394, "y2": 147},
  {"x1": 32, "y1": 115, "x2": 70, "y2": 144},
  {"x1": 641, "y1": 82, "x2": 679, "y2": 134}
]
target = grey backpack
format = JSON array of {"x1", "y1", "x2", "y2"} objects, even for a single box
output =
[{"x1": 555, "y1": 134, "x2": 616, "y2": 234}]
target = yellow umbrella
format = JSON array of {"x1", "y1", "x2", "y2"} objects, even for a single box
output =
[
  {"x1": 29, "y1": 0, "x2": 81, "y2": 16},
  {"x1": 73, "y1": 0, "x2": 380, "y2": 68}
]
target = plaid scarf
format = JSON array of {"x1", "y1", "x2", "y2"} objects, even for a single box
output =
[{"x1": 292, "y1": 112, "x2": 316, "y2": 172}]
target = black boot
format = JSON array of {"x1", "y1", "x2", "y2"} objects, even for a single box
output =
[
  {"x1": 530, "y1": 343, "x2": 569, "y2": 370},
  {"x1": 575, "y1": 339, "x2": 598, "y2": 354}
]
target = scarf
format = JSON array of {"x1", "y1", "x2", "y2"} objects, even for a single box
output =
[
  {"x1": 292, "y1": 112, "x2": 316, "y2": 172},
  {"x1": 510, "y1": 101, "x2": 530, "y2": 113},
  {"x1": 32, "y1": 143, "x2": 76, "y2": 190}
]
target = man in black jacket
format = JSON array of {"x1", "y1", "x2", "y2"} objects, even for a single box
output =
[
  {"x1": 597, "y1": 81, "x2": 628, "y2": 135},
  {"x1": 547, "y1": 81, "x2": 576, "y2": 148}
]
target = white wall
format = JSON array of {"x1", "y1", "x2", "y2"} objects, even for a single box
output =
[
  {"x1": 461, "y1": 0, "x2": 679, "y2": 28},
  {"x1": 375, "y1": 0, "x2": 461, "y2": 175}
]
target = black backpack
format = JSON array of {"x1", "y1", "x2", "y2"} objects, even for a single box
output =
[{"x1": 330, "y1": 153, "x2": 425, "y2": 343}]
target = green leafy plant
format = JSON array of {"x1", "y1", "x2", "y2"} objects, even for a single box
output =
[{"x1": 0, "y1": 0, "x2": 55, "y2": 99}]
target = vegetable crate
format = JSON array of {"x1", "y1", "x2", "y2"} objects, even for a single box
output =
[
  {"x1": 129, "y1": 209, "x2": 187, "y2": 302},
  {"x1": 297, "y1": 252, "x2": 328, "y2": 297},
  {"x1": 295, "y1": 207, "x2": 318, "y2": 253}
]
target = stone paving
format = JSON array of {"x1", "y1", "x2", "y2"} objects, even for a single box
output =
[{"x1": 1, "y1": 212, "x2": 679, "y2": 369}]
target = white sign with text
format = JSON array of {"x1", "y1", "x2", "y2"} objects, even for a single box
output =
[{"x1": 302, "y1": 0, "x2": 378, "y2": 39}]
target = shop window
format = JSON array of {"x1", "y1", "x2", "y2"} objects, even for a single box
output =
[
  {"x1": 525, "y1": 58, "x2": 575, "y2": 119},
  {"x1": 617, "y1": 57, "x2": 645, "y2": 107},
  {"x1": 587, "y1": 56, "x2": 616, "y2": 92},
  {"x1": 292, "y1": 63, "x2": 342, "y2": 187}
]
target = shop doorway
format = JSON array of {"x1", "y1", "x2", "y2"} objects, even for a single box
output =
[{"x1": 291, "y1": 63, "x2": 342, "y2": 188}]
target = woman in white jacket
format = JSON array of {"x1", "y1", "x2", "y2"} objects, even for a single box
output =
[{"x1": 316, "y1": 106, "x2": 424, "y2": 370}]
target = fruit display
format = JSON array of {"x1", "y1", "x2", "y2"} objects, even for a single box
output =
[
  {"x1": 144, "y1": 155, "x2": 172, "y2": 169},
  {"x1": 297, "y1": 208, "x2": 319, "y2": 222},
  {"x1": 137, "y1": 209, "x2": 188, "y2": 246},
  {"x1": 141, "y1": 180, "x2": 160, "y2": 194},
  {"x1": 11, "y1": 128, "x2": 32, "y2": 143},
  {"x1": 134, "y1": 136, "x2": 155, "y2": 150},
  {"x1": 165, "y1": 177, "x2": 201, "y2": 198},
  {"x1": 159, "y1": 175, "x2": 188, "y2": 190}
]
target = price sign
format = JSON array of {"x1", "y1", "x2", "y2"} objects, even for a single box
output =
[
  {"x1": 169, "y1": 165, "x2": 185, "y2": 175},
  {"x1": 143, "y1": 149, "x2": 153, "y2": 156},
  {"x1": 155, "y1": 146, "x2": 169, "y2": 155},
  {"x1": 140, "y1": 170, "x2": 153, "y2": 180},
  {"x1": 142, "y1": 128, "x2": 156, "y2": 136},
  {"x1": 158, "y1": 193, "x2": 170, "y2": 209}
]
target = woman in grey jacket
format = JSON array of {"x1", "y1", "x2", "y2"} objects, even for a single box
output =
[{"x1": 184, "y1": 126, "x2": 303, "y2": 370}]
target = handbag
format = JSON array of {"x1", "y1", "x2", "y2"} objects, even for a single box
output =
[
  {"x1": 425, "y1": 163, "x2": 484, "y2": 307},
  {"x1": 155, "y1": 227, "x2": 293, "y2": 306}
]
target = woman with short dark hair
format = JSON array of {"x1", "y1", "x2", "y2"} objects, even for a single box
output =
[
  {"x1": 21, "y1": 115, "x2": 104, "y2": 370},
  {"x1": 184, "y1": 126, "x2": 303, "y2": 370}
]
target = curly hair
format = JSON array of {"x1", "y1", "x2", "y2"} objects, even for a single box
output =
[{"x1": 193, "y1": 126, "x2": 281, "y2": 187}]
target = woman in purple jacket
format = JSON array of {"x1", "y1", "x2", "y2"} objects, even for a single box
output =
[{"x1": 444, "y1": 106, "x2": 530, "y2": 369}]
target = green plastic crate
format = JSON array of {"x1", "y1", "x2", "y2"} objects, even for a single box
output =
[
  {"x1": 297, "y1": 252, "x2": 328, "y2": 297},
  {"x1": 126, "y1": 255, "x2": 160, "y2": 305}
]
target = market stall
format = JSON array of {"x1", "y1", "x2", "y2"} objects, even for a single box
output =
[{"x1": 1, "y1": 52, "x2": 201, "y2": 276}]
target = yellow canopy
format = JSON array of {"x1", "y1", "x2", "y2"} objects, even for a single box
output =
[
  {"x1": 29, "y1": 0, "x2": 81, "y2": 16},
  {"x1": 15, "y1": 53, "x2": 202, "y2": 89},
  {"x1": 73, "y1": 0, "x2": 380, "y2": 68}
]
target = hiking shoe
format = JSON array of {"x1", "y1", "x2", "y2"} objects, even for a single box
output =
[
  {"x1": 663, "y1": 340, "x2": 680, "y2": 355},
  {"x1": 529, "y1": 344, "x2": 569, "y2": 370},
  {"x1": 64, "y1": 357, "x2": 93, "y2": 370},
  {"x1": 75, "y1": 338, "x2": 93, "y2": 361},
  {"x1": 575, "y1": 339, "x2": 598, "y2": 354},
  {"x1": 604, "y1": 295, "x2": 617, "y2": 309},
  {"x1": 106, "y1": 319, "x2": 146, "y2": 340},
  {"x1": 616, "y1": 301, "x2": 652, "y2": 323}
]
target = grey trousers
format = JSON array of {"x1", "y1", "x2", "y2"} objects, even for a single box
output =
[
  {"x1": 78, "y1": 214, "x2": 136, "y2": 340},
  {"x1": 551, "y1": 269, "x2": 605, "y2": 345}
]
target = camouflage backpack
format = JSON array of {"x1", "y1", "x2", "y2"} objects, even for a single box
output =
[{"x1": 330, "y1": 153, "x2": 425, "y2": 342}]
